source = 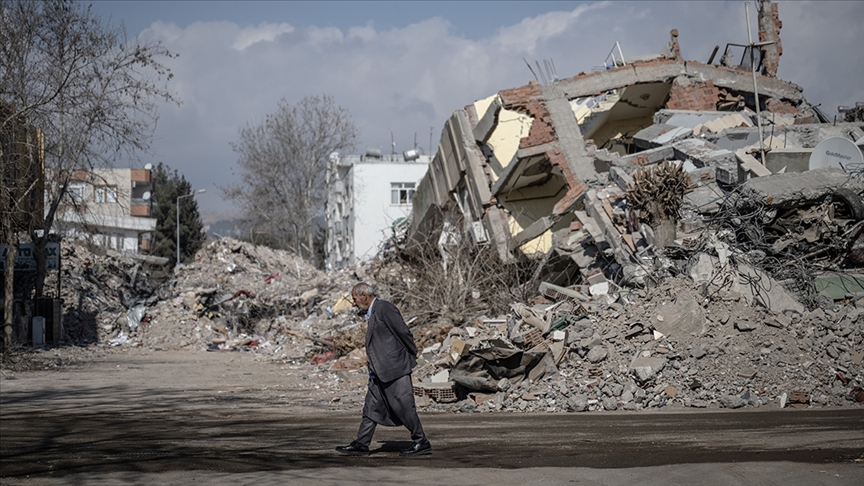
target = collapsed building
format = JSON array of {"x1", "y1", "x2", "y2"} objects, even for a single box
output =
[
  {"x1": 407, "y1": 0, "x2": 863, "y2": 300},
  {"x1": 383, "y1": 1, "x2": 864, "y2": 411}
]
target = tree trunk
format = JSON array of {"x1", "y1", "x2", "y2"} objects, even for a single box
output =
[
  {"x1": 652, "y1": 217, "x2": 677, "y2": 249},
  {"x1": 3, "y1": 228, "x2": 17, "y2": 349}
]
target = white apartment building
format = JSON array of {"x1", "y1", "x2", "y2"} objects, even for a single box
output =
[
  {"x1": 54, "y1": 167, "x2": 156, "y2": 254},
  {"x1": 325, "y1": 151, "x2": 431, "y2": 269}
]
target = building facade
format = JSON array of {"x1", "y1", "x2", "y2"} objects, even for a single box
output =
[
  {"x1": 54, "y1": 167, "x2": 156, "y2": 254},
  {"x1": 325, "y1": 152, "x2": 431, "y2": 269}
]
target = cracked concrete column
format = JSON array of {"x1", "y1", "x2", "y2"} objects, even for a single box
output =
[{"x1": 539, "y1": 83, "x2": 598, "y2": 188}]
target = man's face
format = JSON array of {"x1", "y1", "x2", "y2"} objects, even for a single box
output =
[{"x1": 352, "y1": 292, "x2": 372, "y2": 312}]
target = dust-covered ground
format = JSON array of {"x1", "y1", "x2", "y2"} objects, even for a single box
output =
[{"x1": 1, "y1": 347, "x2": 863, "y2": 486}]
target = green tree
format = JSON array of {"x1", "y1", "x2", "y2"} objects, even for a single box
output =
[{"x1": 151, "y1": 163, "x2": 204, "y2": 265}]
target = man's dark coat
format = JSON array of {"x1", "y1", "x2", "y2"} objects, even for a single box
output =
[
  {"x1": 365, "y1": 299, "x2": 417, "y2": 383},
  {"x1": 360, "y1": 298, "x2": 421, "y2": 429}
]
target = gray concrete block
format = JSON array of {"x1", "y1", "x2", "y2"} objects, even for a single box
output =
[
  {"x1": 619, "y1": 145, "x2": 676, "y2": 166},
  {"x1": 610, "y1": 166, "x2": 634, "y2": 192},
  {"x1": 554, "y1": 60, "x2": 803, "y2": 103},
  {"x1": 715, "y1": 164, "x2": 738, "y2": 185},
  {"x1": 634, "y1": 124, "x2": 692, "y2": 150},
  {"x1": 651, "y1": 291, "x2": 705, "y2": 339},
  {"x1": 764, "y1": 148, "x2": 812, "y2": 174},
  {"x1": 673, "y1": 139, "x2": 737, "y2": 168},
  {"x1": 683, "y1": 182, "x2": 724, "y2": 213},
  {"x1": 629, "y1": 356, "x2": 666, "y2": 383},
  {"x1": 715, "y1": 127, "x2": 762, "y2": 152},
  {"x1": 654, "y1": 109, "x2": 741, "y2": 128}
]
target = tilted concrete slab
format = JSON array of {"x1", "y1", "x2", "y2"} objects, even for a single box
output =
[
  {"x1": 473, "y1": 94, "x2": 503, "y2": 144},
  {"x1": 553, "y1": 59, "x2": 804, "y2": 104},
  {"x1": 735, "y1": 167, "x2": 864, "y2": 209},
  {"x1": 736, "y1": 263, "x2": 805, "y2": 315}
]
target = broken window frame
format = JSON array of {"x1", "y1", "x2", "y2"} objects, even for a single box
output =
[
  {"x1": 718, "y1": 43, "x2": 764, "y2": 71},
  {"x1": 391, "y1": 182, "x2": 416, "y2": 205}
]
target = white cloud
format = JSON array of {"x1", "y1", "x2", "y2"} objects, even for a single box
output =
[
  {"x1": 134, "y1": 1, "x2": 863, "y2": 214},
  {"x1": 232, "y1": 22, "x2": 294, "y2": 51},
  {"x1": 493, "y1": 1, "x2": 610, "y2": 54}
]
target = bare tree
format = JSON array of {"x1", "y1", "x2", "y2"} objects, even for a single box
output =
[
  {"x1": 0, "y1": 0, "x2": 179, "y2": 302},
  {"x1": 225, "y1": 95, "x2": 359, "y2": 265}
]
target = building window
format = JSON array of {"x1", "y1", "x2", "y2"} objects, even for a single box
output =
[
  {"x1": 67, "y1": 183, "x2": 85, "y2": 204},
  {"x1": 95, "y1": 185, "x2": 117, "y2": 203},
  {"x1": 391, "y1": 182, "x2": 415, "y2": 205}
]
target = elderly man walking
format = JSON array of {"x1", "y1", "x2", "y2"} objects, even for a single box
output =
[{"x1": 335, "y1": 282, "x2": 431, "y2": 457}]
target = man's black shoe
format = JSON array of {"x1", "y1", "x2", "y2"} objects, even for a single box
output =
[
  {"x1": 399, "y1": 440, "x2": 432, "y2": 457},
  {"x1": 335, "y1": 441, "x2": 369, "y2": 455}
]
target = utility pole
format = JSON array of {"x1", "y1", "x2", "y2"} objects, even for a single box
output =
[{"x1": 745, "y1": 2, "x2": 776, "y2": 166}]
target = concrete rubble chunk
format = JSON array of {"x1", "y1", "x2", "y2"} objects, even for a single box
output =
[
  {"x1": 735, "y1": 321, "x2": 757, "y2": 332},
  {"x1": 720, "y1": 395, "x2": 747, "y2": 409},
  {"x1": 689, "y1": 253, "x2": 717, "y2": 284},
  {"x1": 568, "y1": 394, "x2": 590, "y2": 412},
  {"x1": 629, "y1": 356, "x2": 666, "y2": 383},
  {"x1": 651, "y1": 292, "x2": 705, "y2": 340},
  {"x1": 586, "y1": 346, "x2": 608, "y2": 364}
]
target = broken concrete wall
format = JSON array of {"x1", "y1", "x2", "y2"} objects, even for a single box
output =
[
  {"x1": 665, "y1": 77, "x2": 721, "y2": 111},
  {"x1": 758, "y1": 0, "x2": 783, "y2": 77}
]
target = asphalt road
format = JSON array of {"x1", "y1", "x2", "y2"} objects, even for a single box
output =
[{"x1": 1, "y1": 350, "x2": 863, "y2": 485}]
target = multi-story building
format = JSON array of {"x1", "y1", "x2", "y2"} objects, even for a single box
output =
[
  {"x1": 54, "y1": 167, "x2": 156, "y2": 254},
  {"x1": 325, "y1": 151, "x2": 431, "y2": 269}
]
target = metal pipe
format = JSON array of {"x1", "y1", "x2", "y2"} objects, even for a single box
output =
[
  {"x1": 616, "y1": 41, "x2": 626, "y2": 66},
  {"x1": 746, "y1": 2, "x2": 767, "y2": 166}
]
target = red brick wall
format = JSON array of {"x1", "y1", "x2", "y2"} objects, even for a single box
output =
[
  {"x1": 758, "y1": 0, "x2": 783, "y2": 77},
  {"x1": 665, "y1": 78, "x2": 720, "y2": 111},
  {"x1": 498, "y1": 83, "x2": 557, "y2": 149},
  {"x1": 765, "y1": 98, "x2": 797, "y2": 115}
]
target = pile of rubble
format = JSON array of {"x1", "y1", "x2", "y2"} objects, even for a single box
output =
[
  {"x1": 402, "y1": 274, "x2": 864, "y2": 413},
  {"x1": 46, "y1": 238, "x2": 365, "y2": 361},
  {"x1": 45, "y1": 242, "x2": 162, "y2": 344},
  {"x1": 35, "y1": 230, "x2": 864, "y2": 414}
]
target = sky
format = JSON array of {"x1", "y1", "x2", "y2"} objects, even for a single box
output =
[{"x1": 88, "y1": 1, "x2": 864, "y2": 219}]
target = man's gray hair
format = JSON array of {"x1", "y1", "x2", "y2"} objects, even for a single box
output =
[{"x1": 352, "y1": 282, "x2": 375, "y2": 297}]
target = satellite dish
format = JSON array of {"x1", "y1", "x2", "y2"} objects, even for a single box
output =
[
  {"x1": 142, "y1": 191, "x2": 151, "y2": 200},
  {"x1": 144, "y1": 163, "x2": 153, "y2": 170},
  {"x1": 809, "y1": 137, "x2": 864, "y2": 170}
]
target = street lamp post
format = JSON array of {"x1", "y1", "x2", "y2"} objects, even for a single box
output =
[{"x1": 176, "y1": 189, "x2": 205, "y2": 267}]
